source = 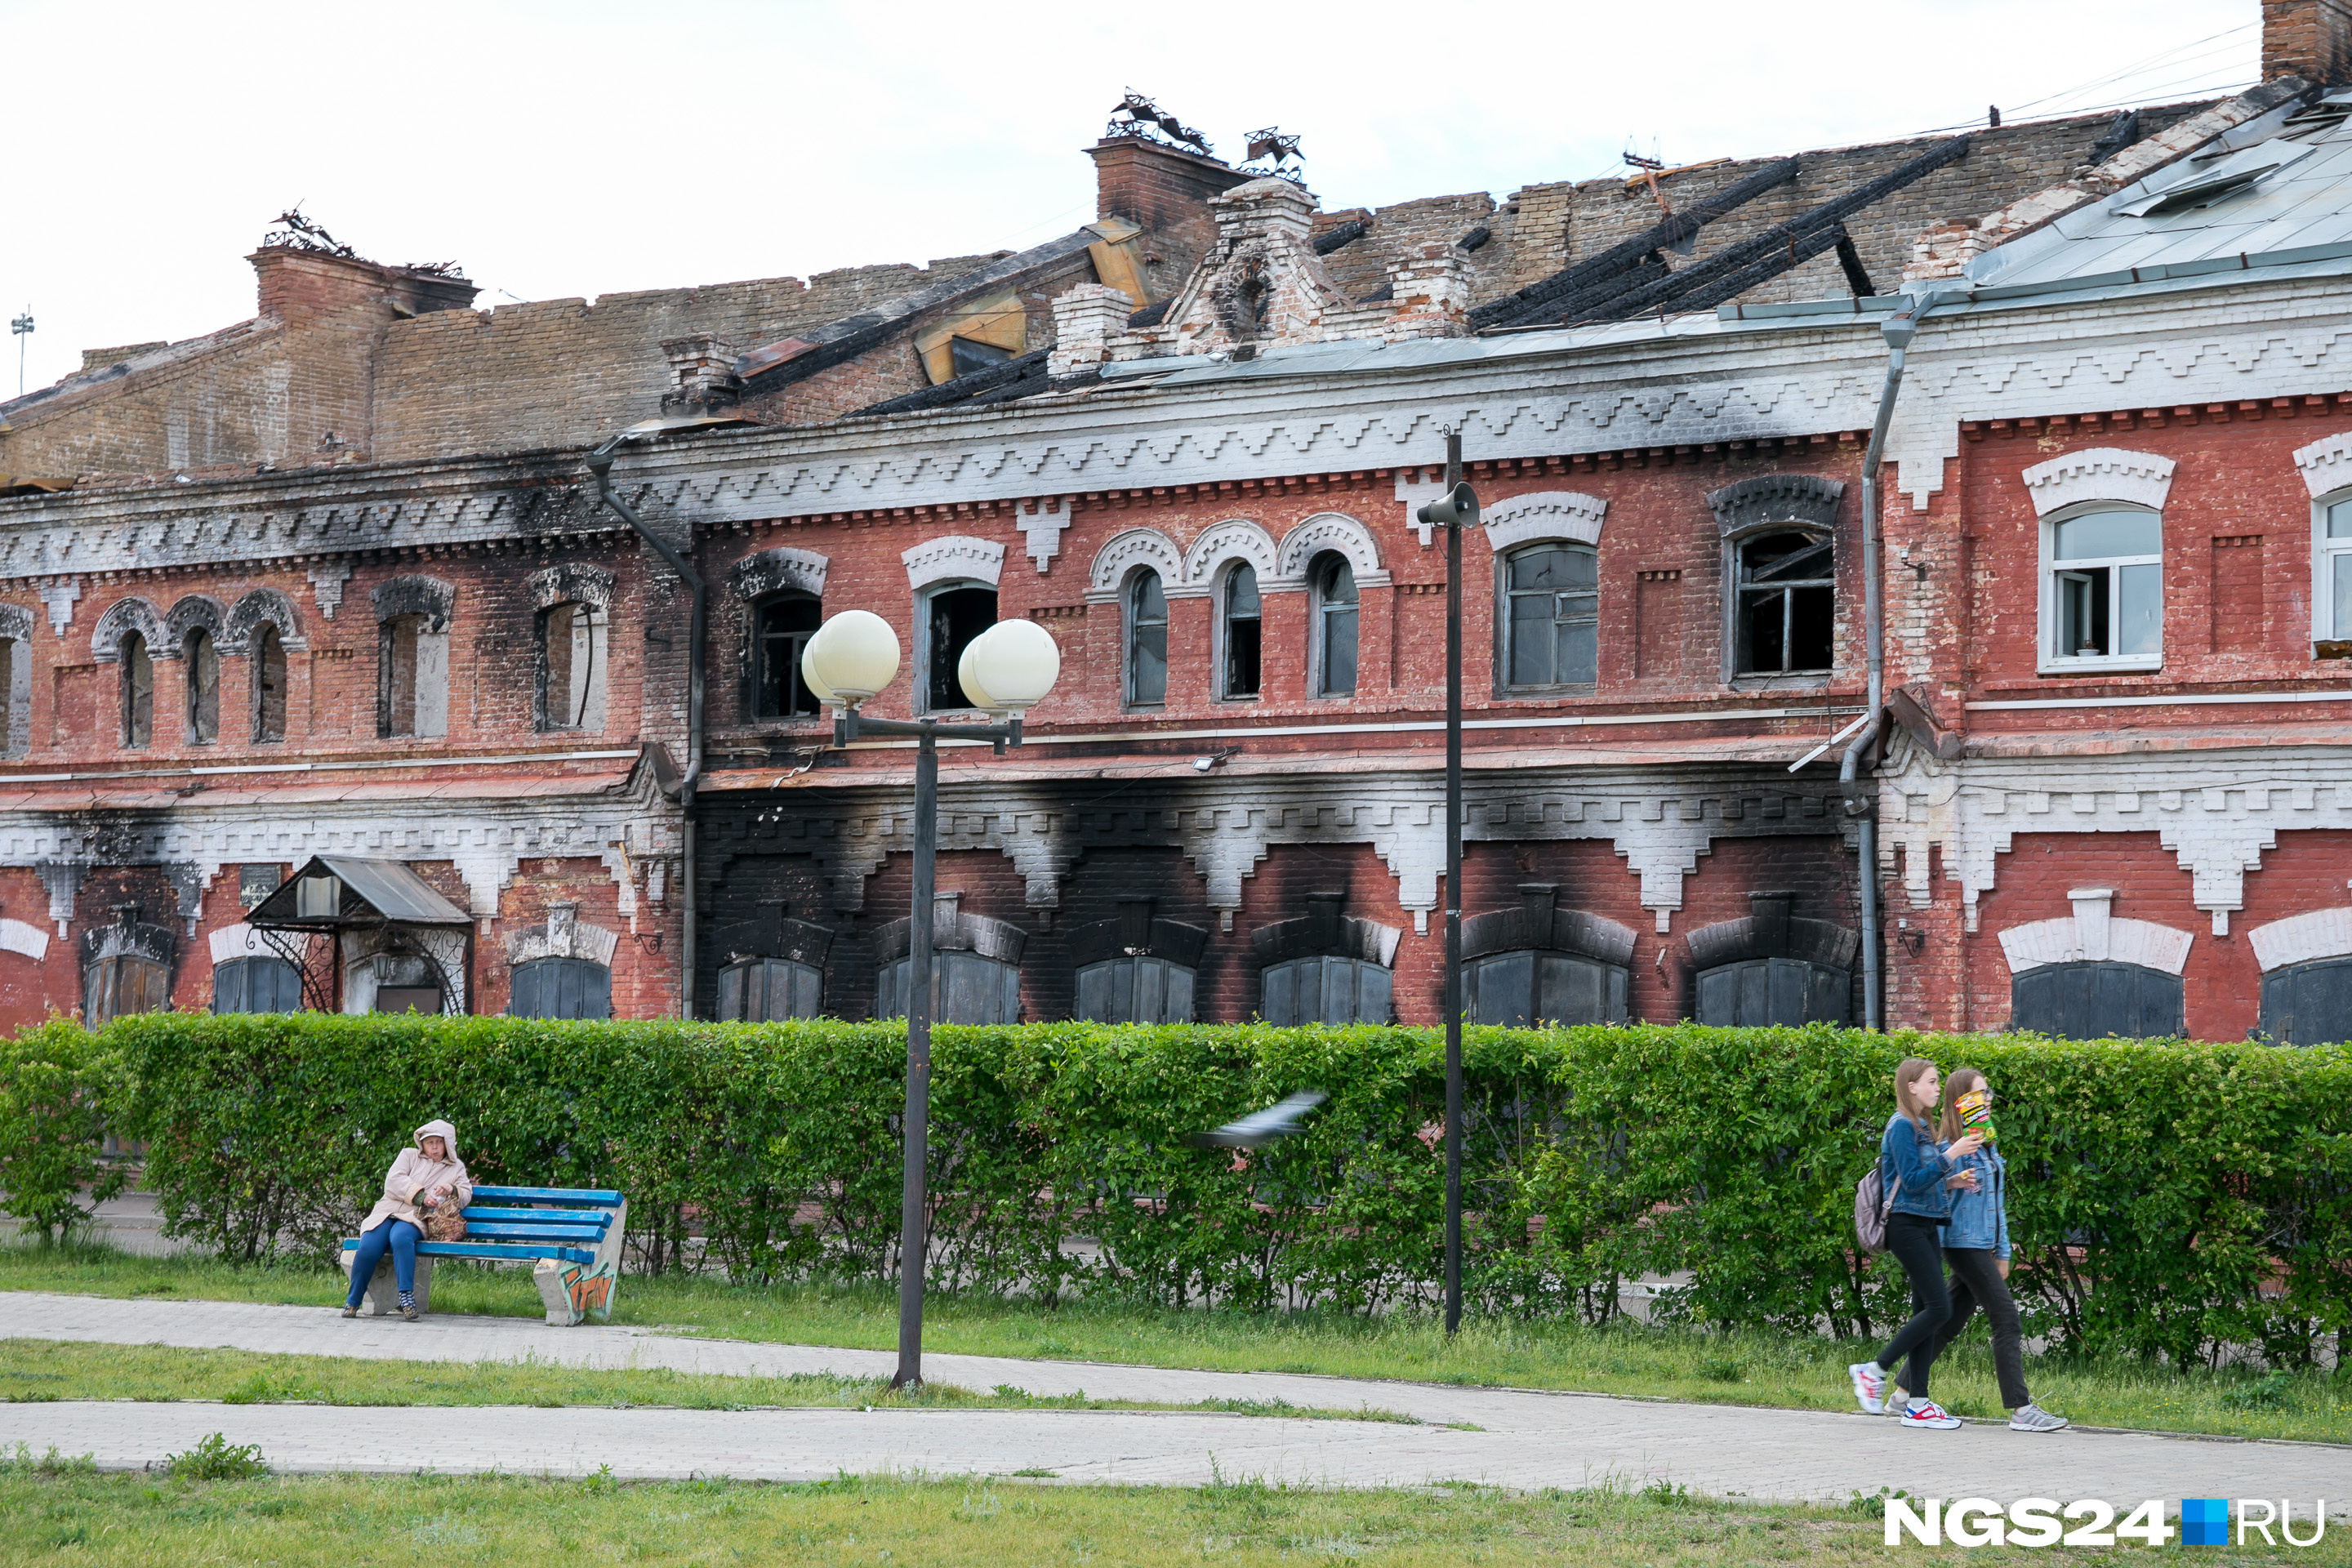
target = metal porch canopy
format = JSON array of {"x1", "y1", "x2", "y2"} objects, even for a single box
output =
[{"x1": 246, "y1": 856, "x2": 471, "y2": 929}]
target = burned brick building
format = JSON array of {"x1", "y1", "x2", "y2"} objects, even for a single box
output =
[{"x1": 5, "y1": 4, "x2": 2352, "y2": 1043}]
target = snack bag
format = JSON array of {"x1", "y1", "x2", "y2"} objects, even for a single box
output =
[{"x1": 1955, "y1": 1088, "x2": 1996, "y2": 1143}]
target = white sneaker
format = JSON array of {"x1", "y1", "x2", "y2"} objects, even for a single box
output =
[
  {"x1": 2009, "y1": 1404, "x2": 2069, "y2": 1432},
  {"x1": 1847, "y1": 1362, "x2": 1886, "y2": 1414},
  {"x1": 1900, "y1": 1399, "x2": 1962, "y2": 1430}
]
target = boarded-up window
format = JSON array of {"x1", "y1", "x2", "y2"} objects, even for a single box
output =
[
  {"x1": 1076, "y1": 956, "x2": 1195, "y2": 1023},
  {"x1": 1260, "y1": 955, "x2": 1391, "y2": 1027},
  {"x1": 1463, "y1": 950, "x2": 1630, "y2": 1027},
  {"x1": 213, "y1": 956, "x2": 301, "y2": 1013},
  {"x1": 378, "y1": 613, "x2": 448, "y2": 738},
  {"x1": 717, "y1": 957, "x2": 824, "y2": 1022},
  {"x1": 508, "y1": 956, "x2": 612, "y2": 1020},
  {"x1": 252, "y1": 624, "x2": 287, "y2": 742},
  {"x1": 876, "y1": 951, "x2": 1021, "y2": 1024},
  {"x1": 184, "y1": 629, "x2": 220, "y2": 744},
  {"x1": 2258, "y1": 956, "x2": 2352, "y2": 1046},
  {"x1": 1695, "y1": 957, "x2": 1851, "y2": 1027},
  {"x1": 2212, "y1": 535, "x2": 2264, "y2": 653},
  {"x1": 86, "y1": 956, "x2": 169, "y2": 1025},
  {"x1": 120, "y1": 632, "x2": 154, "y2": 747},
  {"x1": 2009, "y1": 960, "x2": 2181, "y2": 1040}
]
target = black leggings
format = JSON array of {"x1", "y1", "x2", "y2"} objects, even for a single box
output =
[
  {"x1": 1875, "y1": 1213, "x2": 1952, "y2": 1400},
  {"x1": 1935, "y1": 1247, "x2": 2030, "y2": 1410}
]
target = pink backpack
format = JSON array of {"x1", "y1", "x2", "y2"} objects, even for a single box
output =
[{"x1": 1854, "y1": 1164, "x2": 1895, "y2": 1253}]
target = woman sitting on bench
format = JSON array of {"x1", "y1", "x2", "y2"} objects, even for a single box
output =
[{"x1": 343, "y1": 1118, "x2": 471, "y2": 1321}]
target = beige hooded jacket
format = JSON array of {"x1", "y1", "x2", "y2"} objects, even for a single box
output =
[{"x1": 358, "y1": 1119, "x2": 474, "y2": 1235}]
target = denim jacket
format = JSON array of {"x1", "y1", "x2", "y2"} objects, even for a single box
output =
[
  {"x1": 1879, "y1": 1111, "x2": 1955, "y2": 1221},
  {"x1": 1940, "y1": 1143, "x2": 2010, "y2": 1260}
]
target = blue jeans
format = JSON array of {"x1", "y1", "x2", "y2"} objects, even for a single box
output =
[{"x1": 346, "y1": 1219, "x2": 422, "y2": 1305}]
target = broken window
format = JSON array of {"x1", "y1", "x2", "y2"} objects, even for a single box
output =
[
  {"x1": 120, "y1": 631, "x2": 154, "y2": 748},
  {"x1": 183, "y1": 628, "x2": 220, "y2": 744},
  {"x1": 1501, "y1": 542, "x2": 1599, "y2": 690},
  {"x1": 1222, "y1": 564, "x2": 1261, "y2": 699},
  {"x1": 1126, "y1": 569, "x2": 1167, "y2": 707},
  {"x1": 923, "y1": 585, "x2": 997, "y2": 711},
  {"x1": 377, "y1": 612, "x2": 449, "y2": 739},
  {"x1": 537, "y1": 600, "x2": 607, "y2": 732},
  {"x1": 752, "y1": 594, "x2": 822, "y2": 719},
  {"x1": 1735, "y1": 531, "x2": 1834, "y2": 675},
  {"x1": 1309, "y1": 553, "x2": 1357, "y2": 697},
  {"x1": 0, "y1": 635, "x2": 16, "y2": 757},
  {"x1": 251, "y1": 623, "x2": 287, "y2": 743},
  {"x1": 82, "y1": 908, "x2": 175, "y2": 1026}
]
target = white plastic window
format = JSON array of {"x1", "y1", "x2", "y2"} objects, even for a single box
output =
[
  {"x1": 2042, "y1": 506, "x2": 2162, "y2": 670},
  {"x1": 2322, "y1": 497, "x2": 2352, "y2": 642}
]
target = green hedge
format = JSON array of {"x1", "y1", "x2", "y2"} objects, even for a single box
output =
[{"x1": 7, "y1": 1014, "x2": 2347, "y2": 1369}]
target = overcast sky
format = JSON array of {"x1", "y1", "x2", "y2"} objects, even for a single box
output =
[{"x1": 3, "y1": 0, "x2": 2258, "y2": 396}]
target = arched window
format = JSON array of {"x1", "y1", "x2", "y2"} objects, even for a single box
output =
[
  {"x1": 508, "y1": 956, "x2": 612, "y2": 1020},
  {"x1": 923, "y1": 586, "x2": 997, "y2": 711},
  {"x1": 1501, "y1": 542, "x2": 1599, "y2": 690},
  {"x1": 753, "y1": 594, "x2": 822, "y2": 719},
  {"x1": 251, "y1": 623, "x2": 287, "y2": 743},
  {"x1": 1222, "y1": 564, "x2": 1261, "y2": 698},
  {"x1": 1309, "y1": 552, "x2": 1357, "y2": 697},
  {"x1": 82, "y1": 910, "x2": 175, "y2": 1026},
  {"x1": 1687, "y1": 892, "x2": 1855, "y2": 1027},
  {"x1": 1459, "y1": 888, "x2": 1635, "y2": 1026},
  {"x1": 718, "y1": 957, "x2": 824, "y2": 1021},
  {"x1": 2258, "y1": 956, "x2": 2352, "y2": 1046},
  {"x1": 183, "y1": 629, "x2": 220, "y2": 744},
  {"x1": 1735, "y1": 531, "x2": 1834, "y2": 675},
  {"x1": 537, "y1": 601, "x2": 606, "y2": 732},
  {"x1": 119, "y1": 631, "x2": 154, "y2": 747},
  {"x1": 2011, "y1": 962, "x2": 2181, "y2": 1040},
  {"x1": 1071, "y1": 898, "x2": 1205, "y2": 1024},
  {"x1": 213, "y1": 955, "x2": 301, "y2": 1013},
  {"x1": 875, "y1": 893, "x2": 1023, "y2": 1023},
  {"x1": 1126, "y1": 570, "x2": 1167, "y2": 707},
  {"x1": 1251, "y1": 892, "x2": 1396, "y2": 1026}
]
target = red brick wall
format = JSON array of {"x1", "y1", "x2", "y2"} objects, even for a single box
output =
[{"x1": 0, "y1": 866, "x2": 67, "y2": 1032}]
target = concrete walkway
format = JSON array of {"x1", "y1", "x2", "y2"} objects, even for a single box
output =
[{"x1": 2, "y1": 1291, "x2": 2341, "y2": 1507}]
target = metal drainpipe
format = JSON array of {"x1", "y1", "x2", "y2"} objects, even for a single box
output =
[
  {"x1": 1842, "y1": 298, "x2": 1935, "y2": 1031},
  {"x1": 586, "y1": 438, "x2": 705, "y2": 1019}
]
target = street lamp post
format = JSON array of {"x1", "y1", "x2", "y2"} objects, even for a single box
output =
[
  {"x1": 800, "y1": 609, "x2": 1061, "y2": 1390},
  {"x1": 1415, "y1": 434, "x2": 1478, "y2": 1336},
  {"x1": 10, "y1": 308, "x2": 32, "y2": 398}
]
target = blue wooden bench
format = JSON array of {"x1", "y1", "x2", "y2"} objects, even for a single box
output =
[{"x1": 340, "y1": 1185, "x2": 628, "y2": 1326}]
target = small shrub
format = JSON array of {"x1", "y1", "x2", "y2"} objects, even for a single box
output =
[
  {"x1": 1697, "y1": 1356, "x2": 1745, "y2": 1383},
  {"x1": 165, "y1": 1432, "x2": 267, "y2": 1480},
  {"x1": 2221, "y1": 1370, "x2": 2295, "y2": 1411}
]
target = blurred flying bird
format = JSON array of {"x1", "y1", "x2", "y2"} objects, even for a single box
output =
[{"x1": 1187, "y1": 1089, "x2": 1328, "y2": 1149}]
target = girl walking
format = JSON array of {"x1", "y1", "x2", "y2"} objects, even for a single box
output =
[
  {"x1": 1931, "y1": 1069, "x2": 2068, "y2": 1432},
  {"x1": 1848, "y1": 1058, "x2": 1976, "y2": 1430}
]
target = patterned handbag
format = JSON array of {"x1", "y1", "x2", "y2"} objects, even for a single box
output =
[{"x1": 419, "y1": 1204, "x2": 468, "y2": 1243}]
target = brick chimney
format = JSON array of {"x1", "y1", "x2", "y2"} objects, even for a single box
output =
[
  {"x1": 248, "y1": 248, "x2": 478, "y2": 327},
  {"x1": 1086, "y1": 137, "x2": 1250, "y2": 231},
  {"x1": 2263, "y1": 0, "x2": 2352, "y2": 82}
]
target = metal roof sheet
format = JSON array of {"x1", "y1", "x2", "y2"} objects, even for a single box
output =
[
  {"x1": 249, "y1": 855, "x2": 470, "y2": 927},
  {"x1": 1977, "y1": 91, "x2": 2352, "y2": 290}
]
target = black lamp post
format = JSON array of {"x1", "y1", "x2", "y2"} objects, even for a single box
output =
[
  {"x1": 1416, "y1": 432, "x2": 1477, "y2": 1336},
  {"x1": 803, "y1": 610, "x2": 1062, "y2": 1389}
]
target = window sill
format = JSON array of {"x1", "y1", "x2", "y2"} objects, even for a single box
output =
[
  {"x1": 2035, "y1": 657, "x2": 2163, "y2": 677},
  {"x1": 1492, "y1": 685, "x2": 1599, "y2": 702},
  {"x1": 1728, "y1": 673, "x2": 1832, "y2": 693}
]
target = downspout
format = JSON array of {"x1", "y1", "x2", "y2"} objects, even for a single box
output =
[
  {"x1": 586, "y1": 437, "x2": 705, "y2": 1019},
  {"x1": 1841, "y1": 296, "x2": 1939, "y2": 1031}
]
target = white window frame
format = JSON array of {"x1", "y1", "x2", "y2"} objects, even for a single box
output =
[
  {"x1": 2315, "y1": 490, "x2": 2352, "y2": 646},
  {"x1": 2038, "y1": 501, "x2": 2165, "y2": 675}
]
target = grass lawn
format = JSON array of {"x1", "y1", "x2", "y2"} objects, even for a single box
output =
[
  {"x1": 0, "y1": 1339, "x2": 1410, "y2": 1423},
  {"x1": 8, "y1": 1460, "x2": 2342, "y2": 1568},
  {"x1": 4, "y1": 1241, "x2": 2345, "y2": 1445}
]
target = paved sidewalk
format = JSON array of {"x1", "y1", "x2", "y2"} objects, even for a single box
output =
[{"x1": 2, "y1": 1291, "x2": 2341, "y2": 1506}]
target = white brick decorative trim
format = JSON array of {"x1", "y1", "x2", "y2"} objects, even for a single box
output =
[
  {"x1": 1085, "y1": 528, "x2": 1186, "y2": 604},
  {"x1": 1396, "y1": 467, "x2": 1450, "y2": 547},
  {"x1": 90, "y1": 595, "x2": 168, "y2": 665},
  {"x1": 0, "y1": 916, "x2": 48, "y2": 961},
  {"x1": 1997, "y1": 888, "x2": 2193, "y2": 976},
  {"x1": 2020, "y1": 448, "x2": 2175, "y2": 517},
  {"x1": 307, "y1": 562, "x2": 353, "y2": 621},
  {"x1": 1273, "y1": 511, "x2": 1388, "y2": 589},
  {"x1": 726, "y1": 546, "x2": 827, "y2": 602},
  {"x1": 2247, "y1": 906, "x2": 2352, "y2": 972},
  {"x1": 2291, "y1": 429, "x2": 2352, "y2": 498},
  {"x1": 1017, "y1": 498, "x2": 1071, "y2": 574},
  {"x1": 901, "y1": 535, "x2": 1004, "y2": 591},
  {"x1": 506, "y1": 905, "x2": 620, "y2": 967},
  {"x1": 1181, "y1": 518, "x2": 1280, "y2": 589},
  {"x1": 207, "y1": 922, "x2": 270, "y2": 964},
  {"x1": 38, "y1": 580, "x2": 80, "y2": 635},
  {"x1": 1482, "y1": 490, "x2": 1609, "y2": 554}
]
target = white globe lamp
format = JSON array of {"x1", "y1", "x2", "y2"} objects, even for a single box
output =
[
  {"x1": 958, "y1": 618, "x2": 1061, "y2": 714},
  {"x1": 801, "y1": 610, "x2": 901, "y2": 706}
]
